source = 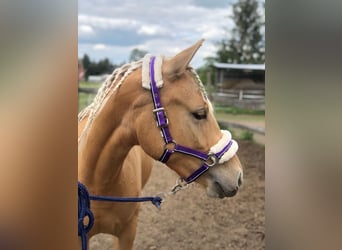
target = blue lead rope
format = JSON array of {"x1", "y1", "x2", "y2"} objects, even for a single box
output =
[
  {"x1": 78, "y1": 181, "x2": 162, "y2": 250},
  {"x1": 78, "y1": 182, "x2": 94, "y2": 250}
]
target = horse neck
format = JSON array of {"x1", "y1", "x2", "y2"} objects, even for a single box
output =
[{"x1": 78, "y1": 78, "x2": 141, "y2": 193}]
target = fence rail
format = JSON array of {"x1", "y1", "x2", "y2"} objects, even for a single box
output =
[
  {"x1": 211, "y1": 88, "x2": 265, "y2": 110},
  {"x1": 214, "y1": 89, "x2": 264, "y2": 100},
  {"x1": 78, "y1": 87, "x2": 98, "y2": 94}
]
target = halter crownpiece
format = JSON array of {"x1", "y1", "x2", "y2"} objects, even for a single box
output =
[
  {"x1": 143, "y1": 55, "x2": 238, "y2": 184},
  {"x1": 142, "y1": 54, "x2": 164, "y2": 89}
]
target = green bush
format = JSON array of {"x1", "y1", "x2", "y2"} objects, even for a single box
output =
[{"x1": 240, "y1": 130, "x2": 254, "y2": 141}]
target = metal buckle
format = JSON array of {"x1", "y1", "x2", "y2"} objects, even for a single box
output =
[
  {"x1": 205, "y1": 154, "x2": 218, "y2": 167},
  {"x1": 153, "y1": 107, "x2": 169, "y2": 127},
  {"x1": 152, "y1": 107, "x2": 165, "y2": 113}
]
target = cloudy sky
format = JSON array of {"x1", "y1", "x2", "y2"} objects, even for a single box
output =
[{"x1": 78, "y1": 0, "x2": 261, "y2": 68}]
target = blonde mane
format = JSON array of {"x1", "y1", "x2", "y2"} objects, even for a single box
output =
[
  {"x1": 78, "y1": 60, "x2": 143, "y2": 143},
  {"x1": 78, "y1": 57, "x2": 209, "y2": 144}
]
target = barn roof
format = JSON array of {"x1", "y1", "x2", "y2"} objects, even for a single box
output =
[{"x1": 213, "y1": 62, "x2": 265, "y2": 71}]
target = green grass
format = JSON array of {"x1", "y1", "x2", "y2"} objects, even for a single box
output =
[
  {"x1": 217, "y1": 125, "x2": 255, "y2": 142},
  {"x1": 240, "y1": 130, "x2": 254, "y2": 141},
  {"x1": 78, "y1": 92, "x2": 96, "y2": 112},
  {"x1": 78, "y1": 81, "x2": 101, "y2": 112},
  {"x1": 215, "y1": 105, "x2": 264, "y2": 144},
  {"x1": 214, "y1": 104, "x2": 265, "y2": 115},
  {"x1": 79, "y1": 81, "x2": 102, "y2": 89}
]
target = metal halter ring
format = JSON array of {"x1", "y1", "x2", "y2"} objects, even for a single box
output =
[
  {"x1": 205, "y1": 154, "x2": 218, "y2": 167},
  {"x1": 164, "y1": 140, "x2": 176, "y2": 151}
]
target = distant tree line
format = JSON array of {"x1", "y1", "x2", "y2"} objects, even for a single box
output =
[
  {"x1": 80, "y1": 54, "x2": 116, "y2": 80},
  {"x1": 80, "y1": 48, "x2": 148, "y2": 81}
]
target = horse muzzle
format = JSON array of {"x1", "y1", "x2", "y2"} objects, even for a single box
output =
[{"x1": 207, "y1": 170, "x2": 243, "y2": 198}]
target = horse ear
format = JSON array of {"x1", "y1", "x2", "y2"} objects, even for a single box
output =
[{"x1": 163, "y1": 39, "x2": 204, "y2": 80}]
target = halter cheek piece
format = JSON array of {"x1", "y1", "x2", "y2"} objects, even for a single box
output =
[{"x1": 147, "y1": 56, "x2": 238, "y2": 184}]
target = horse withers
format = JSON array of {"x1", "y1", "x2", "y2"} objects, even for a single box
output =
[{"x1": 78, "y1": 39, "x2": 243, "y2": 249}]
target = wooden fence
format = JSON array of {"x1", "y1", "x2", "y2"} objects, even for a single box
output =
[
  {"x1": 215, "y1": 88, "x2": 264, "y2": 100},
  {"x1": 210, "y1": 89, "x2": 265, "y2": 110}
]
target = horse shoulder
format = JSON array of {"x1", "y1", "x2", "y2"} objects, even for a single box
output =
[{"x1": 125, "y1": 146, "x2": 154, "y2": 189}]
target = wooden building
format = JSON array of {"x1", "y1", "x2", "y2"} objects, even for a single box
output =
[{"x1": 210, "y1": 62, "x2": 265, "y2": 110}]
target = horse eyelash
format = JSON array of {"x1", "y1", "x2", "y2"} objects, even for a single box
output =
[{"x1": 192, "y1": 109, "x2": 207, "y2": 120}]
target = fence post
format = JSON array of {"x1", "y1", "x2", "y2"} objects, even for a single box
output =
[{"x1": 239, "y1": 90, "x2": 243, "y2": 100}]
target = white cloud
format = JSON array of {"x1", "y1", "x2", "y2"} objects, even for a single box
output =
[
  {"x1": 93, "y1": 44, "x2": 107, "y2": 50},
  {"x1": 137, "y1": 25, "x2": 167, "y2": 36},
  {"x1": 79, "y1": 43, "x2": 132, "y2": 63},
  {"x1": 78, "y1": 14, "x2": 138, "y2": 30},
  {"x1": 79, "y1": 25, "x2": 95, "y2": 36},
  {"x1": 200, "y1": 25, "x2": 225, "y2": 41}
]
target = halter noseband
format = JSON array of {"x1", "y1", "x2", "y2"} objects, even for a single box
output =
[{"x1": 148, "y1": 56, "x2": 237, "y2": 184}]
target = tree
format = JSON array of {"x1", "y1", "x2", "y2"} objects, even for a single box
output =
[
  {"x1": 80, "y1": 55, "x2": 116, "y2": 79},
  {"x1": 82, "y1": 54, "x2": 91, "y2": 80},
  {"x1": 97, "y1": 58, "x2": 114, "y2": 74},
  {"x1": 196, "y1": 56, "x2": 216, "y2": 86},
  {"x1": 216, "y1": 0, "x2": 265, "y2": 64},
  {"x1": 129, "y1": 48, "x2": 148, "y2": 62}
]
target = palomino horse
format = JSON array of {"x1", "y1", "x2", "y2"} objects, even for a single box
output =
[{"x1": 78, "y1": 39, "x2": 243, "y2": 249}]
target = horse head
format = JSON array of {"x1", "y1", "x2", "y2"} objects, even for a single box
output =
[{"x1": 134, "y1": 39, "x2": 243, "y2": 198}]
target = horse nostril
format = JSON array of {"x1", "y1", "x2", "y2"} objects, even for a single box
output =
[{"x1": 237, "y1": 172, "x2": 243, "y2": 187}]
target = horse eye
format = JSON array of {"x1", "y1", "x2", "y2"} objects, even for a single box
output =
[{"x1": 192, "y1": 109, "x2": 207, "y2": 120}]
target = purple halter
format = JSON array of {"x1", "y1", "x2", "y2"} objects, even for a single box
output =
[{"x1": 148, "y1": 56, "x2": 233, "y2": 184}]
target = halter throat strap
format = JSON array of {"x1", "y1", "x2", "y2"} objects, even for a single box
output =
[{"x1": 148, "y1": 56, "x2": 235, "y2": 184}]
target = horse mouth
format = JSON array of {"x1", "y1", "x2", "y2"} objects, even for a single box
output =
[{"x1": 214, "y1": 182, "x2": 238, "y2": 198}]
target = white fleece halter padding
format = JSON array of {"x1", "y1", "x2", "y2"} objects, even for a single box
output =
[
  {"x1": 209, "y1": 130, "x2": 238, "y2": 164},
  {"x1": 142, "y1": 54, "x2": 164, "y2": 89}
]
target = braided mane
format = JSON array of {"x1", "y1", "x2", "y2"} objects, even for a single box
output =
[
  {"x1": 78, "y1": 60, "x2": 143, "y2": 143},
  {"x1": 78, "y1": 57, "x2": 208, "y2": 144}
]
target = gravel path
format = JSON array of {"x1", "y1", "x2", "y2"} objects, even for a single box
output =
[{"x1": 90, "y1": 140, "x2": 265, "y2": 250}]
